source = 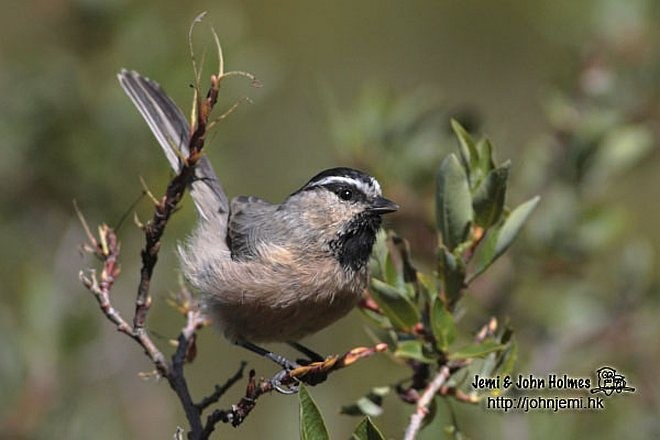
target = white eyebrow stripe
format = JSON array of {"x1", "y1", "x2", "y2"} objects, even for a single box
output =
[
  {"x1": 369, "y1": 177, "x2": 382, "y2": 194},
  {"x1": 311, "y1": 176, "x2": 382, "y2": 197}
]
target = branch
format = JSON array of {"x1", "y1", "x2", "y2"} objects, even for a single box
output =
[
  {"x1": 403, "y1": 366, "x2": 451, "y2": 440},
  {"x1": 167, "y1": 303, "x2": 208, "y2": 435},
  {"x1": 133, "y1": 73, "x2": 220, "y2": 333},
  {"x1": 203, "y1": 343, "x2": 388, "y2": 432},
  {"x1": 196, "y1": 361, "x2": 247, "y2": 411},
  {"x1": 474, "y1": 316, "x2": 498, "y2": 343},
  {"x1": 77, "y1": 217, "x2": 171, "y2": 376},
  {"x1": 437, "y1": 385, "x2": 479, "y2": 404}
]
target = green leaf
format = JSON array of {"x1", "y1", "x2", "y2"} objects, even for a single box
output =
[
  {"x1": 394, "y1": 340, "x2": 436, "y2": 363},
  {"x1": 358, "y1": 306, "x2": 391, "y2": 329},
  {"x1": 369, "y1": 278, "x2": 420, "y2": 331},
  {"x1": 431, "y1": 299, "x2": 456, "y2": 351},
  {"x1": 353, "y1": 397, "x2": 383, "y2": 417},
  {"x1": 450, "y1": 119, "x2": 479, "y2": 177},
  {"x1": 385, "y1": 233, "x2": 418, "y2": 284},
  {"x1": 341, "y1": 387, "x2": 390, "y2": 417},
  {"x1": 479, "y1": 325, "x2": 512, "y2": 379},
  {"x1": 472, "y1": 162, "x2": 510, "y2": 228},
  {"x1": 299, "y1": 384, "x2": 330, "y2": 440},
  {"x1": 448, "y1": 340, "x2": 506, "y2": 360},
  {"x1": 469, "y1": 195, "x2": 540, "y2": 281},
  {"x1": 481, "y1": 333, "x2": 517, "y2": 396},
  {"x1": 497, "y1": 340, "x2": 518, "y2": 378},
  {"x1": 436, "y1": 154, "x2": 473, "y2": 250},
  {"x1": 594, "y1": 124, "x2": 653, "y2": 181},
  {"x1": 384, "y1": 252, "x2": 400, "y2": 288},
  {"x1": 439, "y1": 247, "x2": 465, "y2": 309},
  {"x1": 352, "y1": 417, "x2": 386, "y2": 440},
  {"x1": 421, "y1": 398, "x2": 438, "y2": 430},
  {"x1": 417, "y1": 272, "x2": 436, "y2": 303},
  {"x1": 476, "y1": 138, "x2": 496, "y2": 175},
  {"x1": 369, "y1": 230, "x2": 389, "y2": 279}
]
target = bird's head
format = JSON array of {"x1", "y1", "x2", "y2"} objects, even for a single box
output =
[{"x1": 285, "y1": 167, "x2": 398, "y2": 271}]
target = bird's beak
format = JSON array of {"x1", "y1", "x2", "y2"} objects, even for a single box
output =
[{"x1": 369, "y1": 196, "x2": 399, "y2": 214}]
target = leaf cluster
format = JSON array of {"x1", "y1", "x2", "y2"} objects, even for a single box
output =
[{"x1": 300, "y1": 122, "x2": 539, "y2": 437}]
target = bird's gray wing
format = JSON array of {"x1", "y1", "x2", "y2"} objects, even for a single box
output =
[
  {"x1": 117, "y1": 69, "x2": 230, "y2": 236},
  {"x1": 228, "y1": 196, "x2": 279, "y2": 260}
]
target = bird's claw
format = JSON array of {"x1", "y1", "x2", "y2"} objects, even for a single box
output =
[{"x1": 271, "y1": 368, "x2": 300, "y2": 394}]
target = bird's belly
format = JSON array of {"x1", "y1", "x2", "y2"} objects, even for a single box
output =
[{"x1": 207, "y1": 286, "x2": 361, "y2": 343}]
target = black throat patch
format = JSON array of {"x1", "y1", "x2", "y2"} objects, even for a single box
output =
[{"x1": 329, "y1": 213, "x2": 382, "y2": 271}]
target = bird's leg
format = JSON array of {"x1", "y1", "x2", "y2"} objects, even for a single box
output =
[
  {"x1": 235, "y1": 340, "x2": 300, "y2": 394},
  {"x1": 235, "y1": 340, "x2": 299, "y2": 370},
  {"x1": 287, "y1": 341, "x2": 325, "y2": 364}
]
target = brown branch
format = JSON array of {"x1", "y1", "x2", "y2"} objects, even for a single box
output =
[
  {"x1": 396, "y1": 357, "x2": 477, "y2": 408},
  {"x1": 167, "y1": 307, "x2": 208, "y2": 436},
  {"x1": 290, "y1": 343, "x2": 388, "y2": 380},
  {"x1": 403, "y1": 365, "x2": 451, "y2": 440},
  {"x1": 129, "y1": 71, "x2": 221, "y2": 437},
  {"x1": 78, "y1": 214, "x2": 218, "y2": 438},
  {"x1": 133, "y1": 166, "x2": 193, "y2": 331},
  {"x1": 196, "y1": 362, "x2": 247, "y2": 411},
  {"x1": 133, "y1": 73, "x2": 220, "y2": 333},
  {"x1": 78, "y1": 220, "x2": 171, "y2": 376},
  {"x1": 203, "y1": 343, "x2": 388, "y2": 432}
]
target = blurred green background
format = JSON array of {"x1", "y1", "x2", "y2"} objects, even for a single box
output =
[{"x1": 1, "y1": 0, "x2": 659, "y2": 438}]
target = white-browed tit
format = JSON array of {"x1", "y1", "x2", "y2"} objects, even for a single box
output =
[{"x1": 118, "y1": 70, "x2": 398, "y2": 384}]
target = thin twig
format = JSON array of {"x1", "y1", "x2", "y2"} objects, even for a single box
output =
[
  {"x1": 78, "y1": 223, "x2": 170, "y2": 376},
  {"x1": 475, "y1": 316, "x2": 498, "y2": 343},
  {"x1": 206, "y1": 97, "x2": 252, "y2": 131},
  {"x1": 196, "y1": 362, "x2": 247, "y2": 411},
  {"x1": 403, "y1": 366, "x2": 451, "y2": 440},
  {"x1": 139, "y1": 176, "x2": 161, "y2": 205},
  {"x1": 166, "y1": 307, "x2": 207, "y2": 436},
  {"x1": 438, "y1": 385, "x2": 479, "y2": 404},
  {"x1": 133, "y1": 69, "x2": 220, "y2": 332},
  {"x1": 74, "y1": 200, "x2": 97, "y2": 249}
]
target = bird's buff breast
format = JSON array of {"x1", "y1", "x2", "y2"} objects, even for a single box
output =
[
  {"x1": 195, "y1": 254, "x2": 367, "y2": 343},
  {"x1": 208, "y1": 285, "x2": 361, "y2": 342}
]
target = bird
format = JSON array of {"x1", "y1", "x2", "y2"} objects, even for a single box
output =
[{"x1": 117, "y1": 69, "x2": 398, "y2": 384}]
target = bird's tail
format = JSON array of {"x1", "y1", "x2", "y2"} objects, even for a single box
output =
[{"x1": 117, "y1": 69, "x2": 229, "y2": 238}]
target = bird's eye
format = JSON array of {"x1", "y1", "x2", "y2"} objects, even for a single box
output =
[{"x1": 338, "y1": 189, "x2": 353, "y2": 201}]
